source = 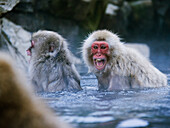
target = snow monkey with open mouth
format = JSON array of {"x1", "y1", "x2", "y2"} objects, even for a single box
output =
[{"x1": 82, "y1": 30, "x2": 167, "y2": 91}]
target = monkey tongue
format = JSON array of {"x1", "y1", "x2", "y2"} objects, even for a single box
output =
[
  {"x1": 96, "y1": 61, "x2": 104, "y2": 67},
  {"x1": 95, "y1": 60, "x2": 105, "y2": 70}
]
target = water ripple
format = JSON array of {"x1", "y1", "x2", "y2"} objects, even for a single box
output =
[{"x1": 37, "y1": 72, "x2": 170, "y2": 128}]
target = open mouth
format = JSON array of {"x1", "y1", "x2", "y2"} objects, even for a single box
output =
[{"x1": 93, "y1": 58, "x2": 107, "y2": 70}]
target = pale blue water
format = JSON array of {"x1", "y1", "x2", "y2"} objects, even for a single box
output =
[{"x1": 38, "y1": 70, "x2": 170, "y2": 128}]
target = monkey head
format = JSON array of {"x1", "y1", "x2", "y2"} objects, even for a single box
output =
[
  {"x1": 26, "y1": 30, "x2": 66, "y2": 60},
  {"x1": 91, "y1": 41, "x2": 109, "y2": 70},
  {"x1": 83, "y1": 30, "x2": 123, "y2": 73}
]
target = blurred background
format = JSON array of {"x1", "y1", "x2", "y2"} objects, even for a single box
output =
[
  {"x1": 0, "y1": 1, "x2": 170, "y2": 128},
  {"x1": 0, "y1": 0, "x2": 170, "y2": 71}
]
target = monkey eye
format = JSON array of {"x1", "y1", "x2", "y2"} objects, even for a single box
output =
[
  {"x1": 93, "y1": 45, "x2": 98, "y2": 49},
  {"x1": 101, "y1": 45, "x2": 106, "y2": 49}
]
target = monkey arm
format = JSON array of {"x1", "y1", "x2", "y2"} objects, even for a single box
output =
[{"x1": 62, "y1": 64, "x2": 82, "y2": 91}]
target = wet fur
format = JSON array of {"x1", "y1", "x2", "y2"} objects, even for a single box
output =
[
  {"x1": 0, "y1": 52, "x2": 71, "y2": 128},
  {"x1": 82, "y1": 30, "x2": 167, "y2": 90},
  {"x1": 29, "y1": 30, "x2": 82, "y2": 92}
]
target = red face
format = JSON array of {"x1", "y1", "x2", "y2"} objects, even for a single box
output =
[
  {"x1": 91, "y1": 41, "x2": 109, "y2": 70},
  {"x1": 26, "y1": 40, "x2": 35, "y2": 56}
]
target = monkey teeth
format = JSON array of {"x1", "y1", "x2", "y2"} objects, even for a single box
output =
[
  {"x1": 95, "y1": 59, "x2": 102, "y2": 62},
  {"x1": 93, "y1": 58, "x2": 106, "y2": 70}
]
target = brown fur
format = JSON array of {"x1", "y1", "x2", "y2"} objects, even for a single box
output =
[{"x1": 0, "y1": 52, "x2": 71, "y2": 128}]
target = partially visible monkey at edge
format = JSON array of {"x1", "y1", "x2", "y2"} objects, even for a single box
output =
[
  {"x1": 0, "y1": 52, "x2": 71, "y2": 128},
  {"x1": 27, "y1": 30, "x2": 82, "y2": 92},
  {"x1": 82, "y1": 30, "x2": 167, "y2": 91}
]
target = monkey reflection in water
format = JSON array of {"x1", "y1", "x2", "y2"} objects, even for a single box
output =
[
  {"x1": 27, "y1": 30, "x2": 82, "y2": 92},
  {"x1": 82, "y1": 30, "x2": 167, "y2": 91},
  {"x1": 0, "y1": 52, "x2": 71, "y2": 128}
]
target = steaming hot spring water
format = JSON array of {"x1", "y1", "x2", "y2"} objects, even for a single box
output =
[{"x1": 37, "y1": 44, "x2": 170, "y2": 128}]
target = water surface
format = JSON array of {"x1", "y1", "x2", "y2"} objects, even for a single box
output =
[
  {"x1": 38, "y1": 40, "x2": 170, "y2": 128},
  {"x1": 38, "y1": 70, "x2": 170, "y2": 128}
]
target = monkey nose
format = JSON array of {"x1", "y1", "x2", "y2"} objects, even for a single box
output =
[
  {"x1": 97, "y1": 53, "x2": 101, "y2": 56},
  {"x1": 97, "y1": 49, "x2": 101, "y2": 53}
]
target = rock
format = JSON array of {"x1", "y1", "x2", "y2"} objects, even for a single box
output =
[
  {"x1": 1, "y1": 18, "x2": 31, "y2": 73},
  {"x1": 117, "y1": 118, "x2": 149, "y2": 128},
  {"x1": 130, "y1": 0, "x2": 152, "y2": 7},
  {"x1": 0, "y1": 0, "x2": 20, "y2": 16},
  {"x1": 5, "y1": 0, "x2": 109, "y2": 33},
  {"x1": 125, "y1": 43, "x2": 150, "y2": 58},
  {"x1": 2, "y1": 0, "x2": 170, "y2": 50},
  {"x1": 82, "y1": 0, "x2": 91, "y2": 2},
  {"x1": 13, "y1": 0, "x2": 34, "y2": 13},
  {"x1": 100, "y1": 1, "x2": 131, "y2": 37},
  {"x1": 128, "y1": 0, "x2": 154, "y2": 38},
  {"x1": 152, "y1": 0, "x2": 170, "y2": 37},
  {"x1": 2, "y1": 18, "x2": 31, "y2": 61},
  {"x1": 110, "y1": 0, "x2": 124, "y2": 6},
  {"x1": 105, "y1": 3, "x2": 119, "y2": 16}
]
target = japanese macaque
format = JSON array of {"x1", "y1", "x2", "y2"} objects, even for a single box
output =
[
  {"x1": 82, "y1": 30, "x2": 167, "y2": 91},
  {"x1": 0, "y1": 52, "x2": 71, "y2": 128},
  {"x1": 27, "y1": 30, "x2": 82, "y2": 92}
]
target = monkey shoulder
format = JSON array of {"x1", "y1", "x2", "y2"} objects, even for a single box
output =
[{"x1": 124, "y1": 47, "x2": 167, "y2": 87}]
